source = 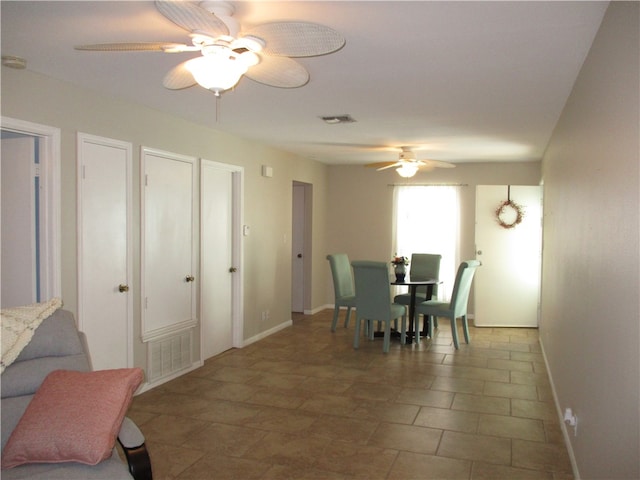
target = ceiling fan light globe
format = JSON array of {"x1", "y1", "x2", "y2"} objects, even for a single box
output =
[
  {"x1": 396, "y1": 164, "x2": 418, "y2": 178},
  {"x1": 185, "y1": 53, "x2": 248, "y2": 94}
]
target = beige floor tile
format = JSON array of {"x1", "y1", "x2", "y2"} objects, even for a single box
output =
[
  {"x1": 177, "y1": 454, "x2": 271, "y2": 480},
  {"x1": 139, "y1": 414, "x2": 210, "y2": 447},
  {"x1": 245, "y1": 431, "x2": 331, "y2": 469},
  {"x1": 315, "y1": 441, "x2": 398, "y2": 479},
  {"x1": 388, "y1": 451, "x2": 472, "y2": 480},
  {"x1": 193, "y1": 398, "x2": 262, "y2": 424},
  {"x1": 398, "y1": 386, "x2": 455, "y2": 408},
  {"x1": 472, "y1": 461, "x2": 554, "y2": 479},
  {"x1": 242, "y1": 407, "x2": 318, "y2": 434},
  {"x1": 483, "y1": 381, "x2": 539, "y2": 400},
  {"x1": 368, "y1": 422, "x2": 442, "y2": 455},
  {"x1": 353, "y1": 399, "x2": 421, "y2": 425},
  {"x1": 512, "y1": 399, "x2": 560, "y2": 421},
  {"x1": 181, "y1": 423, "x2": 268, "y2": 457},
  {"x1": 512, "y1": 439, "x2": 573, "y2": 474},
  {"x1": 414, "y1": 406, "x2": 480, "y2": 433},
  {"x1": 437, "y1": 431, "x2": 511, "y2": 465},
  {"x1": 262, "y1": 464, "x2": 351, "y2": 480},
  {"x1": 431, "y1": 375, "x2": 486, "y2": 395},
  {"x1": 307, "y1": 414, "x2": 379, "y2": 444},
  {"x1": 478, "y1": 414, "x2": 546, "y2": 441},
  {"x1": 452, "y1": 393, "x2": 511, "y2": 415},
  {"x1": 487, "y1": 358, "x2": 535, "y2": 372}
]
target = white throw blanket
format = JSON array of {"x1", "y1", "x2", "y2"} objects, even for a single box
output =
[{"x1": 1, "y1": 297, "x2": 62, "y2": 374}]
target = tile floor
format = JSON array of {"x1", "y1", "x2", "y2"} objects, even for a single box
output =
[{"x1": 128, "y1": 310, "x2": 573, "y2": 479}]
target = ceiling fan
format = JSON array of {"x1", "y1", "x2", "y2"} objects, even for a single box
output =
[
  {"x1": 74, "y1": 1, "x2": 345, "y2": 96},
  {"x1": 366, "y1": 147, "x2": 456, "y2": 178}
]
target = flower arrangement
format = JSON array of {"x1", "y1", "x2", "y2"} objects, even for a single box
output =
[{"x1": 391, "y1": 255, "x2": 409, "y2": 266}]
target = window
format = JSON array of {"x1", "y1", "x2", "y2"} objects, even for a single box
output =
[{"x1": 393, "y1": 185, "x2": 461, "y2": 300}]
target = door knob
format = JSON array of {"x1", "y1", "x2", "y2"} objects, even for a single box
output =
[
  {"x1": 118, "y1": 284, "x2": 129, "y2": 293},
  {"x1": 229, "y1": 267, "x2": 237, "y2": 273},
  {"x1": 476, "y1": 250, "x2": 483, "y2": 255},
  {"x1": 185, "y1": 275, "x2": 195, "y2": 282},
  {"x1": 297, "y1": 253, "x2": 302, "y2": 258}
]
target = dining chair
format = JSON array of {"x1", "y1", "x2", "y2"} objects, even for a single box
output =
[
  {"x1": 351, "y1": 261, "x2": 407, "y2": 353},
  {"x1": 393, "y1": 253, "x2": 442, "y2": 335},
  {"x1": 326, "y1": 254, "x2": 357, "y2": 332},
  {"x1": 415, "y1": 260, "x2": 481, "y2": 349}
]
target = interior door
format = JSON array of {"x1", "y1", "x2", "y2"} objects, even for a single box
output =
[
  {"x1": 201, "y1": 161, "x2": 234, "y2": 359},
  {"x1": 1, "y1": 135, "x2": 36, "y2": 307},
  {"x1": 291, "y1": 183, "x2": 305, "y2": 312},
  {"x1": 77, "y1": 133, "x2": 132, "y2": 369},
  {"x1": 142, "y1": 148, "x2": 197, "y2": 340},
  {"x1": 474, "y1": 185, "x2": 542, "y2": 327}
]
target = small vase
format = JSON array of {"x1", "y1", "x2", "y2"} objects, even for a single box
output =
[{"x1": 394, "y1": 264, "x2": 406, "y2": 282}]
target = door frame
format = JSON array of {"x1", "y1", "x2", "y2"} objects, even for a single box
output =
[
  {"x1": 1, "y1": 116, "x2": 61, "y2": 301},
  {"x1": 199, "y1": 159, "x2": 244, "y2": 355}
]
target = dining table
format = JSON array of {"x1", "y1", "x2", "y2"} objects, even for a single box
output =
[{"x1": 391, "y1": 276, "x2": 441, "y2": 344}]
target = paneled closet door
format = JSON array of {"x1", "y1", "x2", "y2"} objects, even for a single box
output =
[
  {"x1": 77, "y1": 133, "x2": 132, "y2": 370},
  {"x1": 141, "y1": 148, "x2": 197, "y2": 340}
]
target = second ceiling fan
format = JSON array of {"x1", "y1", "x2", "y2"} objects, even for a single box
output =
[{"x1": 366, "y1": 147, "x2": 455, "y2": 178}]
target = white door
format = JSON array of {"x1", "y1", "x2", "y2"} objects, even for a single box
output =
[
  {"x1": 142, "y1": 148, "x2": 197, "y2": 340},
  {"x1": 201, "y1": 161, "x2": 234, "y2": 359},
  {"x1": 77, "y1": 133, "x2": 132, "y2": 369},
  {"x1": 1, "y1": 136, "x2": 37, "y2": 307},
  {"x1": 291, "y1": 183, "x2": 305, "y2": 312},
  {"x1": 474, "y1": 185, "x2": 542, "y2": 327}
]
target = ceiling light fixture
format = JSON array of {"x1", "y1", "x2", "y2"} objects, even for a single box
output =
[
  {"x1": 396, "y1": 164, "x2": 419, "y2": 178},
  {"x1": 185, "y1": 41, "x2": 260, "y2": 96}
]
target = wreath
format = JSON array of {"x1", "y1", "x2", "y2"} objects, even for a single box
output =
[{"x1": 495, "y1": 199, "x2": 524, "y2": 229}]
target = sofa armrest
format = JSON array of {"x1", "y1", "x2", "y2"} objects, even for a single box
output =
[{"x1": 117, "y1": 417, "x2": 152, "y2": 480}]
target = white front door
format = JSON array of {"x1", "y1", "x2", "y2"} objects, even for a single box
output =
[
  {"x1": 1, "y1": 135, "x2": 37, "y2": 307},
  {"x1": 201, "y1": 161, "x2": 235, "y2": 359},
  {"x1": 474, "y1": 185, "x2": 542, "y2": 327},
  {"x1": 77, "y1": 133, "x2": 132, "y2": 369}
]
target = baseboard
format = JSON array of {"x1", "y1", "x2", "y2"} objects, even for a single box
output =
[
  {"x1": 539, "y1": 337, "x2": 580, "y2": 479},
  {"x1": 243, "y1": 319, "x2": 293, "y2": 347},
  {"x1": 304, "y1": 304, "x2": 332, "y2": 315}
]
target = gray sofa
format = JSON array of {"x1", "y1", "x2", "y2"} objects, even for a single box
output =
[{"x1": 1, "y1": 309, "x2": 152, "y2": 479}]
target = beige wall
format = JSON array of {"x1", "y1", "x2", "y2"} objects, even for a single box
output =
[
  {"x1": 541, "y1": 2, "x2": 639, "y2": 478},
  {"x1": 1, "y1": 68, "x2": 329, "y2": 371},
  {"x1": 324, "y1": 161, "x2": 542, "y2": 305}
]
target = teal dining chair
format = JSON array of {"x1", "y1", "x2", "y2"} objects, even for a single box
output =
[
  {"x1": 351, "y1": 261, "x2": 407, "y2": 353},
  {"x1": 326, "y1": 254, "x2": 357, "y2": 332},
  {"x1": 415, "y1": 260, "x2": 481, "y2": 349},
  {"x1": 393, "y1": 253, "x2": 442, "y2": 336}
]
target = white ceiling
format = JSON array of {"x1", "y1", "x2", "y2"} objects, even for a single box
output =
[{"x1": 1, "y1": 1, "x2": 608, "y2": 166}]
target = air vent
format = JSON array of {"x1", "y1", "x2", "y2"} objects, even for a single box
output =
[
  {"x1": 148, "y1": 330, "x2": 192, "y2": 382},
  {"x1": 320, "y1": 114, "x2": 356, "y2": 124}
]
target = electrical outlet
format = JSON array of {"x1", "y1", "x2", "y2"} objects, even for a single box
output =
[{"x1": 564, "y1": 408, "x2": 578, "y2": 436}]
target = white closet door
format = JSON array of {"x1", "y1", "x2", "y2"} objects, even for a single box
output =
[
  {"x1": 201, "y1": 161, "x2": 233, "y2": 359},
  {"x1": 142, "y1": 148, "x2": 197, "y2": 340},
  {"x1": 77, "y1": 133, "x2": 132, "y2": 369}
]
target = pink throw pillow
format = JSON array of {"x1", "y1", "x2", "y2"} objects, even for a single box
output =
[{"x1": 1, "y1": 368, "x2": 144, "y2": 469}]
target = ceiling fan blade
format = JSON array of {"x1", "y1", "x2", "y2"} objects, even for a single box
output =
[
  {"x1": 245, "y1": 55, "x2": 309, "y2": 88},
  {"x1": 74, "y1": 42, "x2": 192, "y2": 52},
  {"x1": 155, "y1": 0, "x2": 229, "y2": 37},
  {"x1": 365, "y1": 161, "x2": 403, "y2": 171},
  {"x1": 163, "y1": 61, "x2": 197, "y2": 89},
  {"x1": 423, "y1": 159, "x2": 456, "y2": 169},
  {"x1": 244, "y1": 22, "x2": 345, "y2": 57}
]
